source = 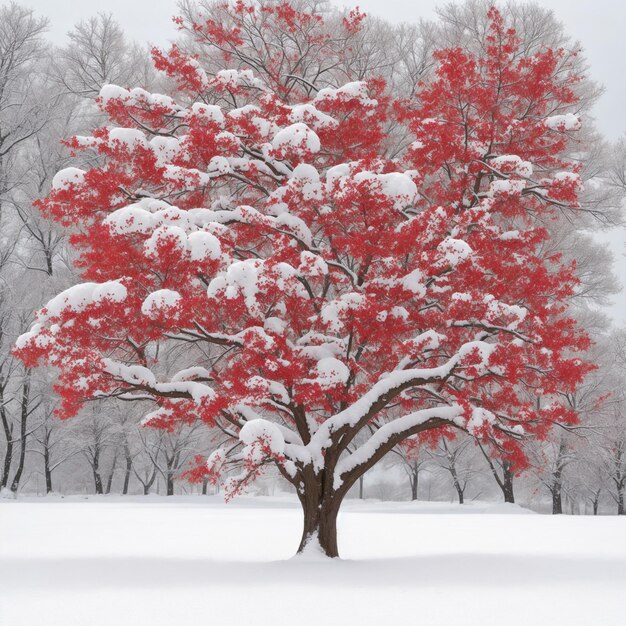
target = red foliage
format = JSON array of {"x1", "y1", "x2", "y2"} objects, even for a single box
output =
[{"x1": 15, "y1": 4, "x2": 591, "y2": 494}]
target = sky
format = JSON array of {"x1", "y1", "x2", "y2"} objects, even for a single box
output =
[
  {"x1": 20, "y1": 0, "x2": 626, "y2": 321},
  {"x1": 24, "y1": 0, "x2": 626, "y2": 141}
]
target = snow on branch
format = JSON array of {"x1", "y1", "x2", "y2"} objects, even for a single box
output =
[{"x1": 333, "y1": 404, "x2": 464, "y2": 487}]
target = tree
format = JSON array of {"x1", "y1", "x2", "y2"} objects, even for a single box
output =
[
  {"x1": 598, "y1": 424, "x2": 626, "y2": 515},
  {"x1": 597, "y1": 331, "x2": 626, "y2": 515},
  {"x1": 0, "y1": 3, "x2": 50, "y2": 206},
  {"x1": 15, "y1": 3, "x2": 592, "y2": 556},
  {"x1": 131, "y1": 427, "x2": 162, "y2": 495},
  {"x1": 55, "y1": 13, "x2": 151, "y2": 98},
  {"x1": 477, "y1": 439, "x2": 516, "y2": 503},
  {"x1": 29, "y1": 399, "x2": 82, "y2": 494},
  {"x1": 391, "y1": 436, "x2": 428, "y2": 501},
  {"x1": 428, "y1": 435, "x2": 482, "y2": 504},
  {"x1": 73, "y1": 405, "x2": 118, "y2": 495}
]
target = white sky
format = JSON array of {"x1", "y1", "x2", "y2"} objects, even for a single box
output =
[
  {"x1": 21, "y1": 0, "x2": 626, "y2": 322},
  {"x1": 24, "y1": 0, "x2": 626, "y2": 141}
]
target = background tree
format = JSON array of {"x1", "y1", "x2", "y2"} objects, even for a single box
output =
[{"x1": 427, "y1": 436, "x2": 482, "y2": 505}]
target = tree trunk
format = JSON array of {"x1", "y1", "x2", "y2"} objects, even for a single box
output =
[
  {"x1": 93, "y1": 471, "x2": 103, "y2": 494},
  {"x1": 450, "y1": 465, "x2": 464, "y2": 504},
  {"x1": 502, "y1": 461, "x2": 515, "y2": 503},
  {"x1": 122, "y1": 443, "x2": 132, "y2": 495},
  {"x1": 552, "y1": 482, "x2": 562, "y2": 515},
  {"x1": 43, "y1": 442, "x2": 53, "y2": 493},
  {"x1": 92, "y1": 449, "x2": 104, "y2": 495},
  {"x1": 617, "y1": 485, "x2": 624, "y2": 516},
  {"x1": 296, "y1": 471, "x2": 343, "y2": 558},
  {"x1": 297, "y1": 494, "x2": 341, "y2": 558},
  {"x1": 139, "y1": 468, "x2": 157, "y2": 495},
  {"x1": 105, "y1": 450, "x2": 118, "y2": 494},
  {"x1": 0, "y1": 401, "x2": 13, "y2": 490},
  {"x1": 45, "y1": 248, "x2": 53, "y2": 276},
  {"x1": 551, "y1": 439, "x2": 566, "y2": 515},
  {"x1": 410, "y1": 464, "x2": 418, "y2": 501},
  {"x1": 165, "y1": 453, "x2": 176, "y2": 496},
  {"x1": 10, "y1": 373, "x2": 31, "y2": 493}
]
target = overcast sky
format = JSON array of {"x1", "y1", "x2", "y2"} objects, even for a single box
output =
[
  {"x1": 24, "y1": 0, "x2": 625, "y2": 140},
  {"x1": 20, "y1": 0, "x2": 626, "y2": 321}
]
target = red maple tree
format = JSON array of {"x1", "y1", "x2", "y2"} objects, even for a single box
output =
[{"x1": 15, "y1": 3, "x2": 591, "y2": 556}]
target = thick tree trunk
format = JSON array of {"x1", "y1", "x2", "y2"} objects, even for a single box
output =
[
  {"x1": 617, "y1": 486, "x2": 624, "y2": 516},
  {"x1": 93, "y1": 471, "x2": 103, "y2": 494},
  {"x1": 296, "y1": 470, "x2": 343, "y2": 558},
  {"x1": 297, "y1": 494, "x2": 341, "y2": 558}
]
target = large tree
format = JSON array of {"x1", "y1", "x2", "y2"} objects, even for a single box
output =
[{"x1": 15, "y1": 2, "x2": 591, "y2": 556}]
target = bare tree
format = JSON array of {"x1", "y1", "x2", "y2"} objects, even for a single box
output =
[
  {"x1": 55, "y1": 13, "x2": 151, "y2": 97},
  {"x1": 428, "y1": 436, "x2": 482, "y2": 505}
]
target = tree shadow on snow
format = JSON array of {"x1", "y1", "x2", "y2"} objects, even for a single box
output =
[{"x1": 2, "y1": 553, "x2": 625, "y2": 589}]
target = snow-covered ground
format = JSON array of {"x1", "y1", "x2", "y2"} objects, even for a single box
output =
[{"x1": 1, "y1": 496, "x2": 624, "y2": 626}]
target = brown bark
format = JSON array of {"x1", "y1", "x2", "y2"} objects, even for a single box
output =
[
  {"x1": 297, "y1": 485, "x2": 341, "y2": 557},
  {"x1": 294, "y1": 464, "x2": 345, "y2": 558},
  {"x1": 291, "y1": 416, "x2": 452, "y2": 557}
]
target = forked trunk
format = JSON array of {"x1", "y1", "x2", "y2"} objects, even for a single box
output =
[{"x1": 592, "y1": 495, "x2": 599, "y2": 516}]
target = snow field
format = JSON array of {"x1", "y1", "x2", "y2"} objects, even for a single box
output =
[{"x1": 1, "y1": 496, "x2": 624, "y2": 626}]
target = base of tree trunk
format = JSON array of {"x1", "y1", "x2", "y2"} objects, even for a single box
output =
[{"x1": 296, "y1": 498, "x2": 341, "y2": 558}]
